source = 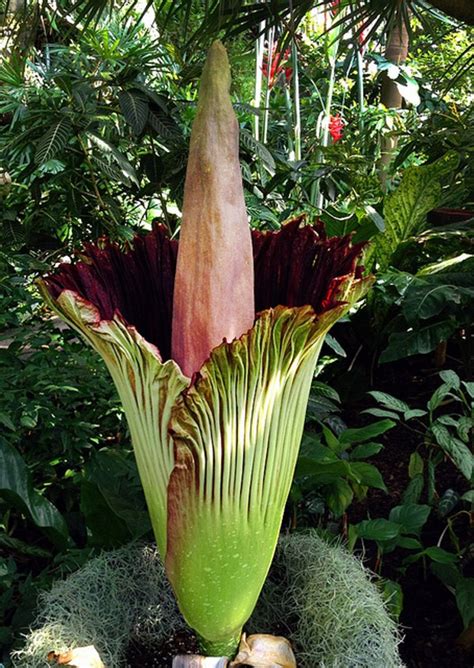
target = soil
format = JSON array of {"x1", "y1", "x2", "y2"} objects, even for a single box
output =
[{"x1": 126, "y1": 630, "x2": 199, "y2": 667}]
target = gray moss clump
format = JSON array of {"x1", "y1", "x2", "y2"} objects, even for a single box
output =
[
  {"x1": 249, "y1": 534, "x2": 404, "y2": 667},
  {"x1": 13, "y1": 533, "x2": 403, "y2": 668},
  {"x1": 12, "y1": 545, "x2": 184, "y2": 668}
]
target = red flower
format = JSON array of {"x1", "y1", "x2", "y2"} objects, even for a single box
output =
[
  {"x1": 328, "y1": 114, "x2": 344, "y2": 143},
  {"x1": 357, "y1": 26, "x2": 367, "y2": 54},
  {"x1": 261, "y1": 47, "x2": 292, "y2": 89}
]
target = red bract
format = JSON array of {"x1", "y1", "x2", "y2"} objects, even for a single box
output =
[
  {"x1": 329, "y1": 114, "x2": 344, "y2": 143},
  {"x1": 261, "y1": 47, "x2": 292, "y2": 88}
]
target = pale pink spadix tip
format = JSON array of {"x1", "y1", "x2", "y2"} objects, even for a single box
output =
[{"x1": 171, "y1": 41, "x2": 255, "y2": 378}]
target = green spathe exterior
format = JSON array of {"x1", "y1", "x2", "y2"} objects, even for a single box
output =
[
  {"x1": 167, "y1": 306, "x2": 337, "y2": 654},
  {"x1": 39, "y1": 287, "x2": 188, "y2": 557}
]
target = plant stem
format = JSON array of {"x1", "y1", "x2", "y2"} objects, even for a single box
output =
[
  {"x1": 262, "y1": 26, "x2": 274, "y2": 144},
  {"x1": 292, "y1": 38, "x2": 301, "y2": 162},
  {"x1": 313, "y1": 55, "x2": 336, "y2": 210},
  {"x1": 78, "y1": 135, "x2": 118, "y2": 227},
  {"x1": 198, "y1": 632, "x2": 242, "y2": 659},
  {"x1": 284, "y1": 85, "x2": 295, "y2": 160},
  {"x1": 355, "y1": 44, "x2": 365, "y2": 133},
  {"x1": 254, "y1": 20, "x2": 266, "y2": 141}
]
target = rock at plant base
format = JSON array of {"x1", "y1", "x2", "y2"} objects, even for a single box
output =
[
  {"x1": 230, "y1": 633, "x2": 296, "y2": 667},
  {"x1": 48, "y1": 645, "x2": 104, "y2": 667},
  {"x1": 12, "y1": 533, "x2": 404, "y2": 668},
  {"x1": 172, "y1": 634, "x2": 296, "y2": 668}
]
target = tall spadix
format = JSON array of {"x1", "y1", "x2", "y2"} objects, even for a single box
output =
[{"x1": 172, "y1": 41, "x2": 255, "y2": 378}]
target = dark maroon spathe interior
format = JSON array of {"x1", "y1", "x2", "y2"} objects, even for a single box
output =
[{"x1": 43, "y1": 217, "x2": 365, "y2": 362}]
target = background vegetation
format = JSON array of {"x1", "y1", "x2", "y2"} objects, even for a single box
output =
[{"x1": 0, "y1": 0, "x2": 473, "y2": 664}]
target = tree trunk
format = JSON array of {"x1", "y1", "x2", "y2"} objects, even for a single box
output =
[{"x1": 378, "y1": 15, "x2": 410, "y2": 188}]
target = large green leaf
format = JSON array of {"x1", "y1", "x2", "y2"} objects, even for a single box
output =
[
  {"x1": 0, "y1": 440, "x2": 69, "y2": 547},
  {"x1": 350, "y1": 442, "x2": 384, "y2": 459},
  {"x1": 86, "y1": 132, "x2": 139, "y2": 185},
  {"x1": 91, "y1": 154, "x2": 129, "y2": 184},
  {"x1": 355, "y1": 518, "x2": 401, "y2": 542},
  {"x1": 148, "y1": 111, "x2": 179, "y2": 140},
  {"x1": 339, "y1": 419, "x2": 396, "y2": 445},
  {"x1": 367, "y1": 391, "x2": 410, "y2": 413},
  {"x1": 296, "y1": 458, "x2": 351, "y2": 482},
  {"x1": 34, "y1": 117, "x2": 73, "y2": 164},
  {"x1": 389, "y1": 503, "x2": 431, "y2": 535},
  {"x1": 81, "y1": 448, "x2": 151, "y2": 547},
  {"x1": 431, "y1": 421, "x2": 473, "y2": 480},
  {"x1": 380, "y1": 319, "x2": 458, "y2": 364},
  {"x1": 401, "y1": 276, "x2": 474, "y2": 325},
  {"x1": 118, "y1": 90, "x2": 149, "y2": 135},
  {"x1": 240, "y1": 128, "x2": 276, "y2": 171},
  {"x1": 456, "y1": 578, "x2": 474, "y2": 629},
  {"x1": 376, "y1": 151, "x2": 460, "y2": 271},
  {"x1": 347, "y1": 462, "x2": 386, "y2": 491},
  {"x1": 326, "y1": 478, "x2": 353, "y2": 516}
]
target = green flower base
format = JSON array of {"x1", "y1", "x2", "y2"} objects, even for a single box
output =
[{"x1": 13, "y1": 533, "x2": 403, "y2": 668}]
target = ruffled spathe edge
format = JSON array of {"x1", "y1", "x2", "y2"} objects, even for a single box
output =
[{"x1": 41, "y1": 216, "x2": 369, "y2": 368}]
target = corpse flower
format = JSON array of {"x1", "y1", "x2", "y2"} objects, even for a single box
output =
[{"x1": 39, "y1": 42, "x2": 372, "y2": 660}]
